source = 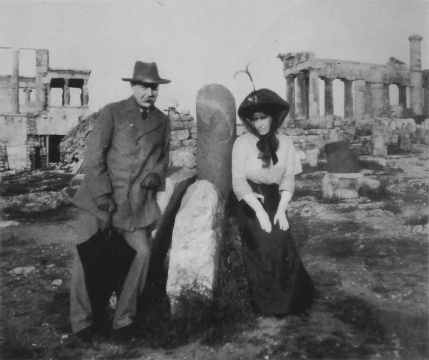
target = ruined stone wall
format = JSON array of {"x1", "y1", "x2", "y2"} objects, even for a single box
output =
[
  {"x1": 0, "y1": 114, "x2": 30, "y2": 169},
  {"x1": 169, "y1": 111, "x2": 197, "y2": 169},
  {"x1": 59, "y1": 109, "x2": 198, "y2": 169}
]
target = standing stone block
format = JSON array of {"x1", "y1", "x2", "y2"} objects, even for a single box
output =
[
  {"x1": 143, "y1": 169, "x2": 197, "y2": 299},
  {"x1": 166, "y1": 180, "x2": 225, "y2": 312},
  {"x1": 399, "y1": 133, "x2": 410, "y2": 151},
  {"x1": 371, "y1": 130, "x2": 387, "y2": 157},
  {"x1": 305, "y1": 147, "x2": 319, "y2": 167},
  {"x1": 325, "y1": 141, "x2": 360, "y2": 173},
  {"x1": 196, "y1": 84, "x2": 236, "y2": 199},
  {"x1": 322, "y1": 173, "x2": 363, "y2": 200}
]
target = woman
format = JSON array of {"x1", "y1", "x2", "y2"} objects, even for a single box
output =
[{"x1": 232, "y1": 88, "x2": 315, "y2": 316}]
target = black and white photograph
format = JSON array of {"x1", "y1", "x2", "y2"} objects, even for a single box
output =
[{"x1": 0, "y1": 0, "x2": 428, "y2": 359}]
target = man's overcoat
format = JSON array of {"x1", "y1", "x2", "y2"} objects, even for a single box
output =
[{"x1": 72, "y1": 96, "x2": 170, "y2": 231}]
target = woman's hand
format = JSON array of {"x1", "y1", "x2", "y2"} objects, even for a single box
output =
[
  {"x1": 242, "y1": 193, "x2": 271, "y2": 233},
  {"x1": 274, "y1": 210, "x2": 289, "y2": 231},
  {"x1": 255, "y1": 209, "x2": 272, "y2": 233}
]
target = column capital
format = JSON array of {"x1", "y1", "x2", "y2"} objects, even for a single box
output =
[{"x1": 409, "y1": 34, "x2": 423, "y2": 42}]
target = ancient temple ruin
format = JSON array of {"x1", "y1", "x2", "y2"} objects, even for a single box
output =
[
  {"x1": 0, "y1": 48, "x2": 91, "y2": 171},
  {"x1": 275, "y1": 35, "x2": 428, "y2": 161},
  {"x1": 278, "y1": 35, "x2": 428, "y2": 121}
]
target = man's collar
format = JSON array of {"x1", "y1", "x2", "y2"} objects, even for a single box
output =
[{"x1": 139, "y1": 106, "x2": 153, "y2": 113}]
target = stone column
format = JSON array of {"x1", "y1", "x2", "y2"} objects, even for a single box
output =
[
  {"x1": 343, "y1": 79, "x2": 353, "y2": 118},
  {"x1": 11, "y1": 49, "x2": 20, "y2": 114},
  {"x1": 35, "y1": 49, "x2": 49, "y2": 111},
  {"x1": 81, "y1": 79, "x2": 89, "y2": 106},
  {"x1": 424, "y1": 86, "x2": 429, "y2": 116},
  {"x1": 371, "y1": 68, "x2": 384, "y2": 117},
  {"x1": 308, "y1": 68, "x2": 320, "y2": 118},
  {"x1": 196, "y1": 84, "x2": 236, "y2": 200},
  {"x1": 25, "y1": 88, "x2": 32, "y2": 104},
  {"x1": 46, "y1": 135, "x2": 50, "y2": 165},
  {"x1": 295, "y1": 72, "x2": 307, "y2": 119},
  {"x1": 383, "y1": 83, "x2": 390, "y2": 114},
  {"x1": 354, "y1": 79, "x2": 367, "y2": 118},
  {"x1": 398, "y1": 85, "x2": 407, "y2": 111},
  {"x1": 63, "y1": 79, "x2": 70, "y2": 106},
  {"x1": 285, "y1": 75, "x2": 295, "y2": 120},
  {"x1": 44, "y1": 82, "x2": 50, "y2": 110},
  {"x1": 324, "y1": 78, "x2": 334, "y2": 116},
  {"x1": 365, "y1": 81, "x2": 372, "y2": 115},
  {"x1": 409, "y1": 35, "x2": 423, "y2": 115}
]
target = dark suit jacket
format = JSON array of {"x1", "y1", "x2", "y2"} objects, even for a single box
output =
[{"x1": 72, "y1": 96, "x2": 170, "y2": 231}]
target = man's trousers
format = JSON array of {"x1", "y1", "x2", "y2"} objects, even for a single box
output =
[{"x1": 70, "y1": 212, "x2": 150, "y2": 333}]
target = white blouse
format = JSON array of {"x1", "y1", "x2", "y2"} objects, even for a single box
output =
[{"x1": 232, "y1": 132, "x2": 301, "y2": 200}]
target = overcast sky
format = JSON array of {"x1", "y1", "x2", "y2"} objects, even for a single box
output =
[{"x1": 0, "y1": 0, "x2": 428, "y2": 116}]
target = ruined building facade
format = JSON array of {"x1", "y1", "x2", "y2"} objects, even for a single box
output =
[
  {"x1": 275, "y1": 35, "x2": 428, "y2": 160},
  {"x1": 0, "y1": 48, "x2": 90, "y2": 171},
  {"x1": 278, "y1": 35, "x2": 428, "y2": 121}
]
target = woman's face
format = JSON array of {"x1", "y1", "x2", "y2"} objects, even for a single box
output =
[{"x1": 251, "y1": 112, "x2": 273, "y2": 136}]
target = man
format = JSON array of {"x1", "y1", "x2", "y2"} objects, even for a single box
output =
[{"x1": 70, "y1": 61, "x2": 171, "y2": 342}]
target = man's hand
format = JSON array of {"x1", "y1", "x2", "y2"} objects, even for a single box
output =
[
  {"x1": 141, "y1": 172, "x2": 161, "y2": 190},
  {"x1": 274, "y1": 210, "x2": 289, "y2": 231},
  {"x1": 94, "y1": 194, "x2": 117, "y2": 212}
]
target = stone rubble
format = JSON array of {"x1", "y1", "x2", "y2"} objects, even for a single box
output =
[{"x1": 9, "y1": 267, "x2": 36, "y2": 276}]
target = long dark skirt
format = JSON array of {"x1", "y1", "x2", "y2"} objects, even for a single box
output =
[{"x1": 236, "y1": 182, "x2": 316, "y2": 316}]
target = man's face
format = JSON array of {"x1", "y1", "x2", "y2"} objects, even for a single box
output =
[{"x1": 131, "y1": 83, "x2": 159, "y2": 108}]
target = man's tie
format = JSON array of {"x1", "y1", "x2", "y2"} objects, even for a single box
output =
[{"x1": 141, "y1": 109, "x2": 148, "y2": 120}]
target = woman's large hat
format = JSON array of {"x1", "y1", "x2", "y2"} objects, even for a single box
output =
[
  {"x1": 122, "y1": 61, "x2": 171, "y2": 85},
  {"x1": 238, "y1": 88, "x2": 290, "y2": 132}
]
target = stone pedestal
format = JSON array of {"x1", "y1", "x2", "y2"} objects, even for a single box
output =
[
  {"x1": 196, "y1": 84, "x2": 236, "y2": 200},
  {"x1": 166, "y1": 180, "x2": 225, "y2": 313}
]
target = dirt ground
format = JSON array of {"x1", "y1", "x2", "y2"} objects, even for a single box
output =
[{"x1": 1, "y1": 154, "x2": 428, "y2": 360}]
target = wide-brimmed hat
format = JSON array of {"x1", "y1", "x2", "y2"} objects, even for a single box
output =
[
  {"x1": 237, "y1": 88, "x2": 290, "y2": 133},
  {"x1": 238, "y1": 88, "x2": 291, "y2": 167},
  {"x1": 122, "y1": 61, "x2": 171, "y2": 85}
]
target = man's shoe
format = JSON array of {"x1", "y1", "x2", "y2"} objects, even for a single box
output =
[
  {"x1": 112, "y1": 322, "x2": 139, "y2": 342},
  {"x1": 75, "y1": 326, "x2": 95, "y2": 343}
]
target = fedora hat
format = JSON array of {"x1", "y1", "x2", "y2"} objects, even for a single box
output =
[{"x1": 122, "y1": 61, "x2": 171, "y2": 85}]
